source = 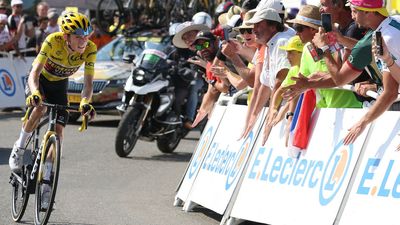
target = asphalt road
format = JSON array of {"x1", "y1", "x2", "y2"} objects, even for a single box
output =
[{"x1": 0, "y1": 111, "x2": 223, "y2": 225}]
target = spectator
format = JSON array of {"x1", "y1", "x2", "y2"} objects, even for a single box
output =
[
  {"x1": 264, "y1": 35, "x2": 304, "y2": 145},
  {"x1": 191, "y1": 31, "x2": 231, "y2": 127},
  {"x1": 285, "y1": 4, "x2": 362, "y2": 108},
  {"x1": 319, "y1": 0, "x2": 375, "y2": 103},
  {"x1": 8, "y1": 0, "x2": 34, "y2": 51},
  {"x1": 222, "y1": 10, "x2": 259, "y2": 90},
  {"x1": 283, "y1": 0, "x2": 399, "y2": 145},
  {"x1": 36, "y1": 1, "x2": 49, "y2": 18},
  {"x1": 90, "y1": 18, "x2": 112, "y2": 49},
  {"x1": 34, "y1": 16, "x2": 48, "y2": 53},
  {"x1": 0, "y1": 13, "x2": 13, "y2": 51},
  {"x1": 241, "y1": 7, "x2": 293, "y2": 137},
  {"x1": 0, "y1": 0, "x2": 8, "y2": 15},
  {"x1": 45, "y1": 9, "x2": 59, "y2": 34}
]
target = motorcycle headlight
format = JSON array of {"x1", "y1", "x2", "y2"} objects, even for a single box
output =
[
  {"x1": 132, "y1": 69, "x2": 147, "y2": 85},
  {"x1": 136, "y1": 69, "x2": 145, "y2": 76}
]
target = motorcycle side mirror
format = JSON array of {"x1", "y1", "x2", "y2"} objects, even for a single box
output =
[{"x1": 123, "y1": 53, "x2": 136, "y2": 64}]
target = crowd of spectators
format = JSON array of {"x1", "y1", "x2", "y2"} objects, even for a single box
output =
[{"x1": 168, "y1": 0, "x2": 400, "y2": 152}]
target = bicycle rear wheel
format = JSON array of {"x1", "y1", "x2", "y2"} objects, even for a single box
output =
[
  {"x1": 11, "y1": 133, "x2": 36, "y2": 221},
  {"x1": 11, "y1": 168, "x2": 30, "y2": 222},
  {"x1": 34, "y1": 134, "x2": 61, "y2": 225},
  {"x1": 96, "y1": 0, "x2": 124, "y2": 36}
]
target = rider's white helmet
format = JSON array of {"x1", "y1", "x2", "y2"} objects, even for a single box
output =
[
  {"x1": 169, "y1": 22, "x2": 182, "y2": 36},
  {"x1": 192, "y1": 12, "x2": 212, "y2": 29}
]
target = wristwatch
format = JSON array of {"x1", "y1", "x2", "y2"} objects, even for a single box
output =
[
  {"x1": 286, "y1": 112, "x2": 294, "y2": 120},
  {"x1": 320, "y1": 45, "x2": 330, "y2": 53}
]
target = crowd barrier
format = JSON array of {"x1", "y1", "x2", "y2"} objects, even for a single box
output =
[
  {"x1": 175, "y1": 91, "x2": 400, "y2": 225},
  {"x1": 0, "y1": 49, "x2": 35, "y2": 109}
]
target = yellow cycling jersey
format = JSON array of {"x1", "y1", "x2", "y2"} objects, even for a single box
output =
[{"x1": 34, "y1": 32, "x2": 97, "y2": 81}]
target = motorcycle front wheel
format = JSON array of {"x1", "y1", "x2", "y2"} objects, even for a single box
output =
[{"x1": 115, "y1": 106, "x2": 143, "y2": 157}]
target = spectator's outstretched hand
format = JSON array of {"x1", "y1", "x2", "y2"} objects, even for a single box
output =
[
  {"x1": 240, "y1": 113, "x2": 258, "y2": 140},
  {"x1": 192, "y1": 109, "x2": 208, "y2": 128},
  {"x1": 187, "y1": 56, "x2": 207, "y2": 69},
  {"x1": 282, "y1": 73, "x2": 309, "y2": 101},
  {"x1": 343, "y1": 120, "x2": 368, "y2": 145}
]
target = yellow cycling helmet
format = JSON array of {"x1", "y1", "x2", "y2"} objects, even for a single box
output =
[{"x1": 61, "y1": 12, "x2": 92, "y2": 35}]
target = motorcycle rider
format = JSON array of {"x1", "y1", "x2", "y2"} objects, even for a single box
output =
[{"x1": 168, "y1": 22, "x2": 198, "y2": 125}]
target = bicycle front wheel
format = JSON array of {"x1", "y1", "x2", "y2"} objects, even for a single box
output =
[{"x1": 34, "y1": 134, "x2": 61, "y2": 225}]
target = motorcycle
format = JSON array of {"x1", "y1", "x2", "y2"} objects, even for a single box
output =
[{"x1": 115, "y1": 36, "x2": 191, "y2": 157}]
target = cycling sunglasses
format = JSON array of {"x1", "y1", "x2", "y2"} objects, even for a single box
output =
[
  {"x1": 239, "y1": 28, "x2": 252, "y2": 34},
  {"x1": 73, "y1": 27, "x2": 93, "y2": 36},
  {"x1": 194, "y1": 41, "x2": 210, "y2": 51}
]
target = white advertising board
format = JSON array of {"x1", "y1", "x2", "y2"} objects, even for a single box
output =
[
  {"x1": 175, "y1": 105, "x2": 227, "y2": 203},
  {"x1": 0, "y1": 58, "x2": 25, "y2": 108},
  {"x1": 185, "y1": 104, "x2": 265, "y2": 214},
  {"x1": 339, "y1": 111, "x2": 400, "y2": 225},
  {"x1": 230, "y1": 108, "x2": 370, "y2": 225}
]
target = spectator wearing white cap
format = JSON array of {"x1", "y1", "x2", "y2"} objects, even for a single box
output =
[
  {"x1": 256, "y1": 0, "x2": 296, "y2": 37},
  {"x1": 8, "y1": 0, "x2": 34, "y2": 51},
  {"x1": 240, "y1": 7, "x2": 294, "y2": 137},
  {"x1": 0, "y1": 13, "x2": 12, "y2": 51},
  {"x1": 0, "y1": 0, "x2": 8, "y2": 15}
]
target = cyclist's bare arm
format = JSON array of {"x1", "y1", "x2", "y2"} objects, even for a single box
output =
[
  {"x1": 28, "y1": 62, "x2": 45, "y2": 93},
  {"x1": 82, "y1": 73, "x2": 94, "y2": 101}
]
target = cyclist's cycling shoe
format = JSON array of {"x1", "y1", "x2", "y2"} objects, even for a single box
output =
[
  {"x1": 9, "y1": 143, "x2": 25, "y2": 172},
  {"x1": 40, "y1": 183, "x2": 51, "y2": 211}
]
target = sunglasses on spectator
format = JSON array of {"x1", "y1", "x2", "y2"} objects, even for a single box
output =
[
  {"x1": 193, "y1": 41, "x2": 210, "y2": 51},
  {"x1": 239, "y1": 28, "x2": 252, "y2": 34},
  {"x1": 293, "y1": 24, "x2": 308, "y2": 33}
]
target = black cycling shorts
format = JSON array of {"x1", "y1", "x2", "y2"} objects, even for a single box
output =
[{"x1": 25, "y1": 74, "x2": 69, "y2": 126}]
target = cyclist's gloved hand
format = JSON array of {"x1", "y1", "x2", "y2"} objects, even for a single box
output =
[
  {"x1": 26, "y1": 90, "x2": 42, "y2": 107},
  {"x1": 78, "y1": 98, "x2": 96, "y2": 132},
  {"x1": 79, "y1": 98, "x2": 95, "y2": 116}
]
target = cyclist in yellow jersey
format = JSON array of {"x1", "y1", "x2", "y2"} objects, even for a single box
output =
[{"x1": 9, "y1": 12, "x2": 97, "y2": 172}]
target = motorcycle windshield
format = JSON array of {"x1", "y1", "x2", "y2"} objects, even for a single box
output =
[{"x1": 139, "y1": 42, "x2": 173, "y2": 70}]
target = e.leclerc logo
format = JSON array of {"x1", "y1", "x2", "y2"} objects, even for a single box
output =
[
  {"x1": 319, "y1": 141, "x2": 352, "y2": 205},
  {"x1": 225, "y1": 131, "x2": 254, "y2": 190},
  {"x1": 188, "y1": 126, "x2": 213, "y2": 179},
  {"x1": 247, "y1": 139, "x2": 352, "y2": 206},
  {"x1": 0, "y1": 69, "x2": 16, "y2": 96},
  {"x1": 198, "y1": 130, "x2": 254, "y2": 191}
]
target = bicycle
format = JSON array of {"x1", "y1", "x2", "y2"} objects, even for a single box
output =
[{"x1": 9, "y1": 100, "x2": 90, "y2": 225}]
